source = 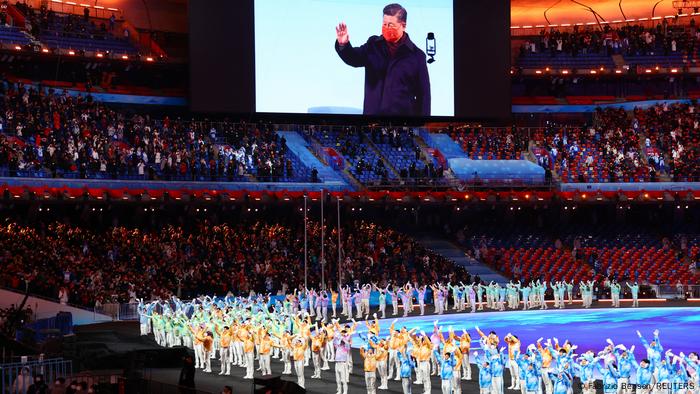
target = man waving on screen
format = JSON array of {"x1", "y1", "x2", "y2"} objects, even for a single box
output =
[{"x1": 335, "y1": 3, "x2": 431, "y2": 117}]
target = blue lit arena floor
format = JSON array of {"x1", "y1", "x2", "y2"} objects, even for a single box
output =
[
  {"x1": 139, "y1": 305, "x2": 700, "y2": 394},
  {"x1": 351, "y1": 307, "x2": 700, "y2": 354}
]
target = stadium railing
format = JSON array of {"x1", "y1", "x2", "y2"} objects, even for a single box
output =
[
  {"x1": 364, "y1": 176, "x2": 556, "y2": 191},
  {"x1": 0, "y1": 357, "x2": 72, "y2": 394}
]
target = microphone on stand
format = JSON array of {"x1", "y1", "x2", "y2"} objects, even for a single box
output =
[{"x1": 426, "y1": 32, "x2": 436, "y2": 64}]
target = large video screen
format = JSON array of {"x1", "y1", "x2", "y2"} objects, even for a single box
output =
[
  {"x1": 254, "y1": 0, "x2": 454, "y2": 117},
  {"x1": 189, "y1": 0, "x2": 510, "y2": 121}
]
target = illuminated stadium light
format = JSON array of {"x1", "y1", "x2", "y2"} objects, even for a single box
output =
[
  {"x1": 65, "y1": 1, "x2": 76, "y2": 5},
  {"x1": 51, "y1": 0, "x2": 62, "y2": 2},
  {"x1": 560, "y1": 23, "x2": 571, "y2": 26},
  {"x1": 96, "y1": 53, "x2": 104, "y2": 58},
  {"x1": 107, "y1": 7, "x2": 119, "y2": 11},
  {"x1": 146, "y1": 57, "x2": 154, "y2": 62},
  {"x1": 94, "y1": 5, "x2": 104, "y2": 9},
  {"x1": 625, "y1": 19, "x2": 636, "y2": 22},
  {"x1": 68, "y1": 50, "x2": 75, "y2": 55},
  {"x1": 535, "y1": 70, "x2": 542, "y2": 74},
  {"x1": 638, "y1": 17, "x2": 649, "y2": 21},
  {"x1": 645, "y1": 69, "x2": 652, "y2": 73},
  {"x1": 522, "y1": 25, "x2": 532, "y2": 28},
  {"x1": 615, "y1": 70, "x2": 623, "y2": 74},
  {"x1": 612, "y1": 20, "x2": 622, "y2": 23},
  {"x1": 510, "y1": 26, "x2": 521, "y2": 29},
  {"x1": 671, "y1": 68, "x2": 679, "y2": 73},
  {"x1": 80, "y1": 3, "x2": 90, "y2": 7},
  {"x1": 651, "y1": 16, "x2": 662, "y2": 20},
  {"x1": 545, "y1": 67, "x2": 550, "y2": 71},
  {"x1": 42, "y1": 48, "x2": 49, "y2": 53},
  {"x1": 561, "y1": 70, "x2": 569, "y2": 74},
  {"x1": 535, "y1": 24, "x2": 545, "y2": 28},
  {"x1": 590, "y1": 70, "x2": 597, "y2": 74},
  {"x1": 586, "y1": 22, "x2": 596, "y2": 25},
  {"x1": 122, "y1": 55, "x2": 129, "y2": 60},
  {"x1": 14, "y1": 46, "x2": 21, "y2": 50},
  {"x1": 548, "y1": 24, "x2": 559, "y2": 27}
]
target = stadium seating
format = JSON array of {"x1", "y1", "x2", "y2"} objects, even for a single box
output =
[
  {"x1": 314, "y1": 129, "x2": 393, "y2": 184},
  {"x1": 35, "y1": 12, "x2": 138, "y2": 55},
  {"x1": 472, "y1": 231, "x2": 698, "y2": 285},
  {"x1": 517, "y1": 52, "x2": 615, "y2": 70},
  {"x1": 0, "y1": 89, "x2": 313, "y2": 183},
  {"x1": 0, "y1": 220, "x2": 471, "y2": 306},
  {"x1": 516, "y1": 23, "x2": 694, "y2": 71},
  {"x1": 450, "y1": 127, "x2": 527, "y2": 160},
  {"x1": 0, "y1": 25, "x2": 32, "y2": 46}
]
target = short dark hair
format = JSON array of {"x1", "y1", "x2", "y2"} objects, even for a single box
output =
[{"x1": 383, "y1": 3, "x2": 407, "y2": 24}]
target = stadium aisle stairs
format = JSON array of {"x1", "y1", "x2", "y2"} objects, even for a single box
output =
[{"x1": 415, "y1": 235, "x2": 509, "y2": 284}]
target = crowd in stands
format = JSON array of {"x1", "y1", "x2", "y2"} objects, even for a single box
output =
[
  {"x1": 450, "y1": 126, "x2": 528, "y2": 160},
  {"x1": 531, "y1": 103, "x2": 700, "y2": 183},
  {"x1": 0, "y1": 81, "x2": 309, "y2": 182},
  {"x1": 0, "y1": 79, "x2": 698, "y2": 185},
  {"x1": 19, "y1": 2, "x2": 124, "y2": 47},
  {"x1": 0, "y1": 219, "x2": 470, "y2": 307},
  {"x1": 633, "y1": 102, "x2": 700, "y2": 181},
  {"x1": 533, "y1": 107, "x2": 654, "y2": 183},
  {"x1": 520, "y1": 20, "x2": 696, "y2": 58}
]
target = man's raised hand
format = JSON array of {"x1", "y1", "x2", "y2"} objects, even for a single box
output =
[{"x1": 336, "y1": 22, "x2": 349, "y2": 45}]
